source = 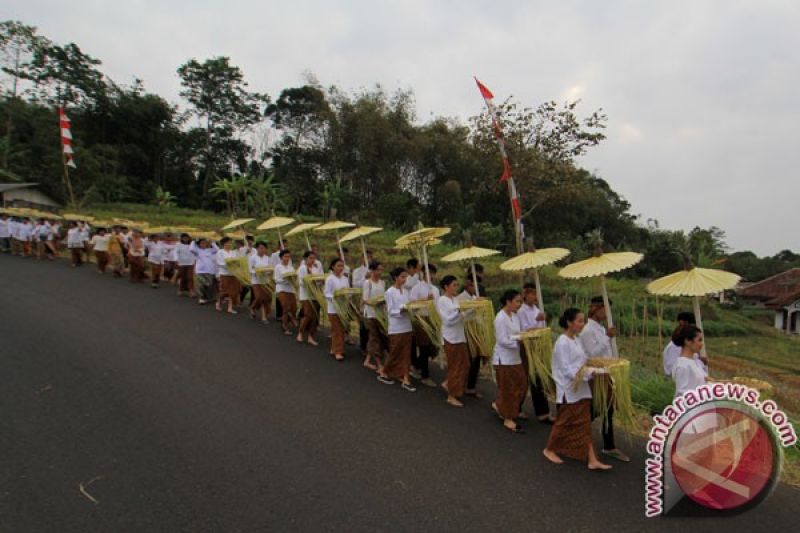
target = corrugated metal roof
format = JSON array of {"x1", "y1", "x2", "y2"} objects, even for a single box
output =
[{"x1": 0, "y1": 183, "x2": 38, "y2": 193}]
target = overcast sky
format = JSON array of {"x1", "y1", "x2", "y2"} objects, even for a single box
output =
[{"x1": 8, "y1": 0, "x2": 799, "y2": 255}]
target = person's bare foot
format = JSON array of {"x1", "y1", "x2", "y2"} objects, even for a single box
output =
[
  {"x1": 588, "y1": 461, "x2": 613, "y2": 471},
  {"x1": 543, "y1": 449, "x2": 564, "y2": 464},
  {"x1": 363, "y1": 360, "x2": 377, "y2": 370},
  {"x1": 446, "y1": 397, "x2": 464, "y2": 408},
  {"x1": 307, "y1": 338, "x2": 318, "y2": 346},
  {"x1": 441, "y1": 380, "x2": 449, "y2": 393}
]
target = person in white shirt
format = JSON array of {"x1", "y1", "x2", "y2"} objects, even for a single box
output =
[
  {"x1": 127, "y1": 230, "x2": 147, "y2": 283},
  {"x1": 66, "y1": 222, "x2": 85, "y2": 266},
  {"x1": 274, "y1": 249, "x2": 298, "y2": 335},
  {"x1": 33, "y1": 219, "x2": 49, "y2": 260},
  {"x1": 579, "y1": 296, "x2": 628, "y2": 462},
  {"x1": 352, "y1": 250, "x2": 372, "y2": 291},
  {"x1": 457, "y1": 276, "x2": 484, "y2": 398},
  {"x1": 175, "y1": 233, "x2": 196, "y2": 296},
  {"x1": 543, "y1": 308, "x2": 612, "y2": 470},
  {"x1": 663, "y1": 312, "x2": 708, "y2": 378},
  {"x1": 403, "y1": 258, "x2": 420, "y2": 291},
  {"x1": 215, "y1": 237, "x2": 242, "y2": 314},
  {"x1": 0, "y1": 214, "x2": 10, "y2": 253},
  {"x1": 297, "y1": 250, "x2": 323, "y2": 345},
  {"x1": 672, "y1": 325, "x2": 708, "y2": 398},
  {"x1": 362, "y1": 261, "x2": 387, "y2": 371},
  {"x1": 437, "y1": 275, "x2": 469, "y2": 407},
  {"x1": 310, "y1": 244, "x2": 324, "y2": 272},
  {"x1": 160, "y1": 235, "x2": 179, "y2": 284},
  {"x1": 17, "y1": 218, "x2": 33, "y2": 257},
  {"x1": 376, "y1": 267, "x2": 416, "y2": 392},
  {"x1": 269, "y1": 242, "x2": 284, "y2": 322},
  {"x1": 191, "y1": 238, "x2": 218, "y2": 303},
  {"x1": 78, "y1": 221, "x2": 91, "y2": 263},
  {"x1": 145, "y1": 234, "x2": 164, "y2": 288},
  {"x1": 248, "y1": 241, "x2": 274, "y2": 323},
  {"x1": 89, "y1": 227, "x2": 111, "y2": 273},
  {"x1": 324, "y1": 257, "x2": 351, "y2": 361},
  {"x1": 352, "y1": 250, "x2": 373, "y2": 356},
  {"x1": 518, "y1": 282, "x2": 553, "y2": 423},
  {"x1": 409, "y1": 263, "x2": 440, "y2": 388},
  {"x1": 492, "y1": 289, "x2": 527, "y2": 433}
]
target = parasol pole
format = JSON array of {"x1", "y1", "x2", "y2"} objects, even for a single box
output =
[
  {"x1": 278, "y1": 226, "x2": 285, "y2": 250},
  {"x1": 422, "y1": 239, "x2": 431, "y2": 285},
  {"x1": 336, "y1": 231, "x2": 344, "y2": 262},
  {"x1": 304, "y1": 231, "x2": 311, "y2": 252},
  {"x1": 600, "y1": 275, "x2": 619, "y2": 358},
  {"x1": 693, "y1": 295, "x2": 707, "y2": 358},
  {"x1": 471, "y1": 259, "x2": 480, "y2": 298},
  {"x1": 360, "y1": 236, "x2": 369, "y2": 269},
  {"x1": 533, "y1": 268, "x2": 544, "y2": 312}
]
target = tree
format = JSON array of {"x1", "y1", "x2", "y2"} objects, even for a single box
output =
[
  {"x1": 155, "y1": 186, "x2": 176, "y2": 210},
  {"x1": 177, "y1": 56, "x2": 268, "y2": 204}
]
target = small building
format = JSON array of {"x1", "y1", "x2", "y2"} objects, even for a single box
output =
[
  {"x1": 737, "y1": 268, "x2": 800, "y2": 335},
  {"x1": 0, "y1": 183, "x2": 60, "y2": 211}
]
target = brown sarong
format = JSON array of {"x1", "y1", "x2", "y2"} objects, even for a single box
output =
[
  {"x1": 329, "y1": 314, "x2": 346, "y2": 355},
  {"x1": 383, "y1": 331, "x2": 413, "y2": 379},
  {"x1": 110, "y1": 252, "x2": 124, "y2": 276},
  {"x1": 278, "y1": 292, "x2": 298, "y2": 330},
  {"x1": 546, "y1": 399, "x2": 592, "y2": 461},
  {"x1": 299, "y1": 300, "x2": 319, "y2": 337},
  {"x1": 178, "y1": 265, "x2": 194, "y2": 292},
  {"x1": 128, "y1": 255, "x2": 145, "y2": 282},
  {"x1": 95, "y1": 251, "x2": 109, "y2": 272},
  {"x1": 444, "y1": 341, "x2": 469, "y2": 398},
  {"x1": 494, "y1": 364, "x2": 527, "y2": 420},
  {"x1": 70, "y1": 248, "x2": 83, "y2": 266},
  {"x1": 149, "y1": 263, "x2": 162, "y2": 285},
  {"x1": 413, "y1": 324, "x2": 432, "y2": 347},
  {"x1": 163, "y1": 260, "x2": 177, "y2": 281},
  {"x1": 366, "y1": 318, "x2": 389, "y2": 359},
  {"x1": 251, "y1": 284, "x2": 273, "y2": 316},
  {"x1": 219, "y1": 275, "x2": 241, "y2": 305}
]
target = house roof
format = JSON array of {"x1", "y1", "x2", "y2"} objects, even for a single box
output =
[
  {"x1": 737, "y1": 268, "x2": 800, "y2": 303},
  {"x1": 0, "y1": 182, "x2": 38, "y2": 193},
  {"x1": 766, "y1": 289, "x2": 800, "y2": 308}
]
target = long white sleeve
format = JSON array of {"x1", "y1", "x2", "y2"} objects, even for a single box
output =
[{"x1": 552, "y1": 335, "x2": 593, "y2": 403}]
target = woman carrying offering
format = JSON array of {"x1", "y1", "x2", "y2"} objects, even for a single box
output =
[
  {"x1": 248, "y1": 241, "x2": 273, "y2": 324},
  {"x1": 492, "y1": 289, "x2": 527, "y2": 433},
  {"x1": 377, "y1": 267, "x2": 416, "y2": 392},
  {"x1": 215, "y1": 237, "x2": 241, "y2": 314},
  {"x1": 437, "y1": 275, "x2": 469, "y2": 407},
  {"x1": 297, "y1": 250, "x2": 323, "y2": 345},
  {"x1": 543, "y1": 308, "x2": 612, "y2": 470},
  {"x1": 362, "y1": 261, "x2": 388, "y2": 371},
  {"x1": 324, "y1": 258, "x2": 351, "y2": 361},
  {"x1": 274, "y1": 249, "x2": 299, "y2": 335}
]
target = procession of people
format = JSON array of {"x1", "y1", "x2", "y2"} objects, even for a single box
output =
[{"x1": 0, "y1": 211, "x2": 712, "y2": 472}]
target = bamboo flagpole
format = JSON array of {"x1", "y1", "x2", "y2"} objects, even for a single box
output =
[
  {"x1": 58, "y1": 106, "x2": 77, "y2": 206},
  {"x1": 474, "y1": 77, "x2": 523, "y2": 255}
]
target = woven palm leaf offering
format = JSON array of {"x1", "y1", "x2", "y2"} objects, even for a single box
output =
[
  {"x1": 573, "y1": 358, "x2": 636, "y2": 430},
  {"x1": 281, "y1": 270, "x2": 300, "y2": 293},
  {"x1": 518, "y1": 328, "x2": 556, "y2": 398},
  {"x1": 225, "y1": 256, "x2": 251, "y2": 286},
  {"x1": 254, "y1": 266, "x2": 275, "y2": 291},
  {"x1": 304, "y1": 274, "x2": 329, "y2": 325},
  {"x1": 406, "y1": 300, "x2": 443, "y2": 351},
  {"x1": 457, "y1": 298, "x2": 495, "y2": 358},
  {"x1": 366, "y1": 294, "x2": 388, "y2": 334},
  {"x1": 333, "y1": 288, "x2": 363, "y2": 328},
  {"x1": 731, "y1": 376, "x2": 774, "y2": 400}
]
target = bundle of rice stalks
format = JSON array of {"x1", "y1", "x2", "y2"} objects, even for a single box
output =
[
  {"x1": 458, "y1": 298, "x2": 495, "y2": 358},
  {"x1": 225, "y1": 256, "x2": 251, "y2": 286},
  {"x1": 574, "y1": 358, "x2": 636, "y2": 430},
  {"x1": 334, "y1": 288, "x2": 363, "y2": 328},
  {"x1": 304, "y1": 274, "x2": 329, "y2": 326},
  {"x1": 732, "y1": 376, "x2": 774, "y2": 400},
  {"x1": 281, "y1": 270, "x2": 300, "y2": 294},
  {"x1": 254, "y1": 266, "x2": 275, "y2": 291},
  {"x1": 406, "y1": 300, "x2": 442, "y2": 351},
  {"x1": 366, "y1": 295, "x2": 388, "y2": 334},
  {"x1": 519, "y1": 328, "x2": 555, "y2": 398}
]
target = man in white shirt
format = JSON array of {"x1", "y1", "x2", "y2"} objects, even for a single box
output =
[
  {"x1": 456, "y1": 276, "x2": 484, "y2": 398},
  {"x1": 89, "y1": 227, "x2": 112, "y2": 273},
  {"x1": 579, "y1": 296, "x2": 628, "y2": 462},
  {"x1": 66, "y1": 222, "x2": 84, "y2": 266},
  {"x1": 403, "y1": 258, "x2": 420, "y2": 290},
  {"x1": 191, "y1": 238, "x2": 219, "y2": 304},
  {"x1": 78, "y1": 221, "x2": 91, "y2": 262},
  {"x1": 663, "y1": 312, "x2": 708, "y2": 377},
  {"x1": 409, "y1": 263, "x2": 440, "y2": 387},
  {"x1": 518, "y1": 282, "x2": 553, "y2": 423},
  {"x1": 17, "y1": 218, "x2": 33, "y2": 257},
  {"x1": 0, "y1": 214, "x2": 11, "y2": 253}
]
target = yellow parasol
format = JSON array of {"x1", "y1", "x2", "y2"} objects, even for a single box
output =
[
  {"x1": 395, "y1": 226, "x2": 451, "y2": 285},
  {"x1": 341, "y1": 226, "x2": 383, "y2": 269},
  {"x1": 559, "y1": 249, "x2": 643, "y2": 357},
  {"x1": 314, "y1": 221, "x2": 356, "y2": 263},
  {"x1": 62, "y1": 213, "x2": 93, "y2": 222},
  {"x1": 646, "y1": 266, "x2": 740, "y2": 358},
  {"x1": 220, "y1": 218, "x2": 254, "y2": 231},
  {"x1": 256, "y1": 216, "x2": 295, "y2": 249},
  {"x1": 285, "y1": 222, "x2": 322, "y2": 251},
  {"x1": 500, "y1": 248, "x2": 570, "y2": 311},
  {"x1": 225, "y1": 229, "x2": 248, "y2": 241},
  {"x1": 145, "y1": 226, "x2": 168, "y2": 235},
  {"x1": 441, "y1": 246, "x2": 500, "y2": 298}
]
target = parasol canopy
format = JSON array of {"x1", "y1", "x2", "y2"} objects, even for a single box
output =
[
  {"x1": 225, "y1": 230, "x2": 248, "y2": 240},
  {"x1": 558, "y1": 252, "x2": 644, "y2": 279},
  {"x1": 62, "y1": 213, "x2": 94, "y2": 222},
  {"x1": 221, "y1": 218, "x2": 254, "y2": 231},
  {"x1": 500, "y1": 248, "x2": 570, "y2": 271},
  {"x1": 340, "y1": 226, "x2": 383, "y2": 243},
  {"x1": 314, "y1": 221, "x2": 355, "y2": 232},
  {"x1": 285, "y1": 222, "x2": 321, "y2": 237},
  {"x1": 441, "y1": 246, "x2": 500, "y2": 263},
  {"x1": 395, "y1": 226, "x2": 450, "y2": 247},
  {"x1": 646, "y1": 267, "x2": 740, "y2": 297},
  {"x1": 257, "y1": 216, "x2": 295, "y2": 231}
]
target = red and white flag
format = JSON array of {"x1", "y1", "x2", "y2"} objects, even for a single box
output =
[
  {"x1": 474, "y1": 77, "x2": 519, "y2": 217},
  {"x1": 59, "y1": 107, "x2": 77, "y2": 169}
]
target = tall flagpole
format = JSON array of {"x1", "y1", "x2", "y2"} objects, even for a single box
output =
[{"x1": 59, "y1": 106, "x2": 77, "y2": 206}]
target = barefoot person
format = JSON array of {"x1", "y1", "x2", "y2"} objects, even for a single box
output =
[
  {"x1": 248, "y1": 241, "x2": 273, "y2": 323},
  {"x1": 145, "y1": 233, "x2": 164, "y2": 288},
  {"x1": 437, "y1": 275, "x2": 469, "y2": 407},
  {"x1": 191, "y1": 238, "x2": 218, "y2": 304},
  {"x1": 543, "y1": 308, "x2": 612, "y2": 471},
  {"x1": 297, "y1": 250, "x2": 323, "y2": 345},
  {"x1": 127, "y1": 230, "x2": 146, "y2": 282},
  {"x1": 215, "y1": 237, "x2": 241, "y2": 314},
  {"x1": 67, "y1": 222, "x2": 84, "y2": 267},
  {"x1": 89, "y1": 227, "x2": 111, "y2": 274},
  {"x1": 671, "y1": 325, "x2": 708, "y2": 398},
  {"x1": 362, "y1": 260, "x2": 388, "y2": 371},
  {"x1": 324, "y1": 258, "x2": 351, "y2": 361},
  {"x1": 579, "y1": 296, "x2": 629, "y2": 463},
  {"x1": 175, "y1": 233, "x2": 196, "y2": 296},
  {"x1": 518, "y1": 282, "x2": 553, "y2": 424},
  {"x1": 274, "y1": 249, "x2": 299, "y2": 335},
  {"x1": 377, "y1": 267, "x2": 416, "y2": 392},
  {"x1": 492, "y1": 289, "x2": 527, "y2": 433}
]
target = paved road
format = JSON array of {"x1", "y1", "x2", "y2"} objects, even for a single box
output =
[{"x1": 0, "y1": 254, "x2": 798, "y2": 532}]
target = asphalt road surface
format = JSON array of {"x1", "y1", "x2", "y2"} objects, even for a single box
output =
[{"x1": 1, "y1": 254, "x2": 798, "y2": 532}]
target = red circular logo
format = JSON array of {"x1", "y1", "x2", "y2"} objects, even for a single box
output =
[{"x1": 670, "y1": 406, "x2": 775, "y2": 510}]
